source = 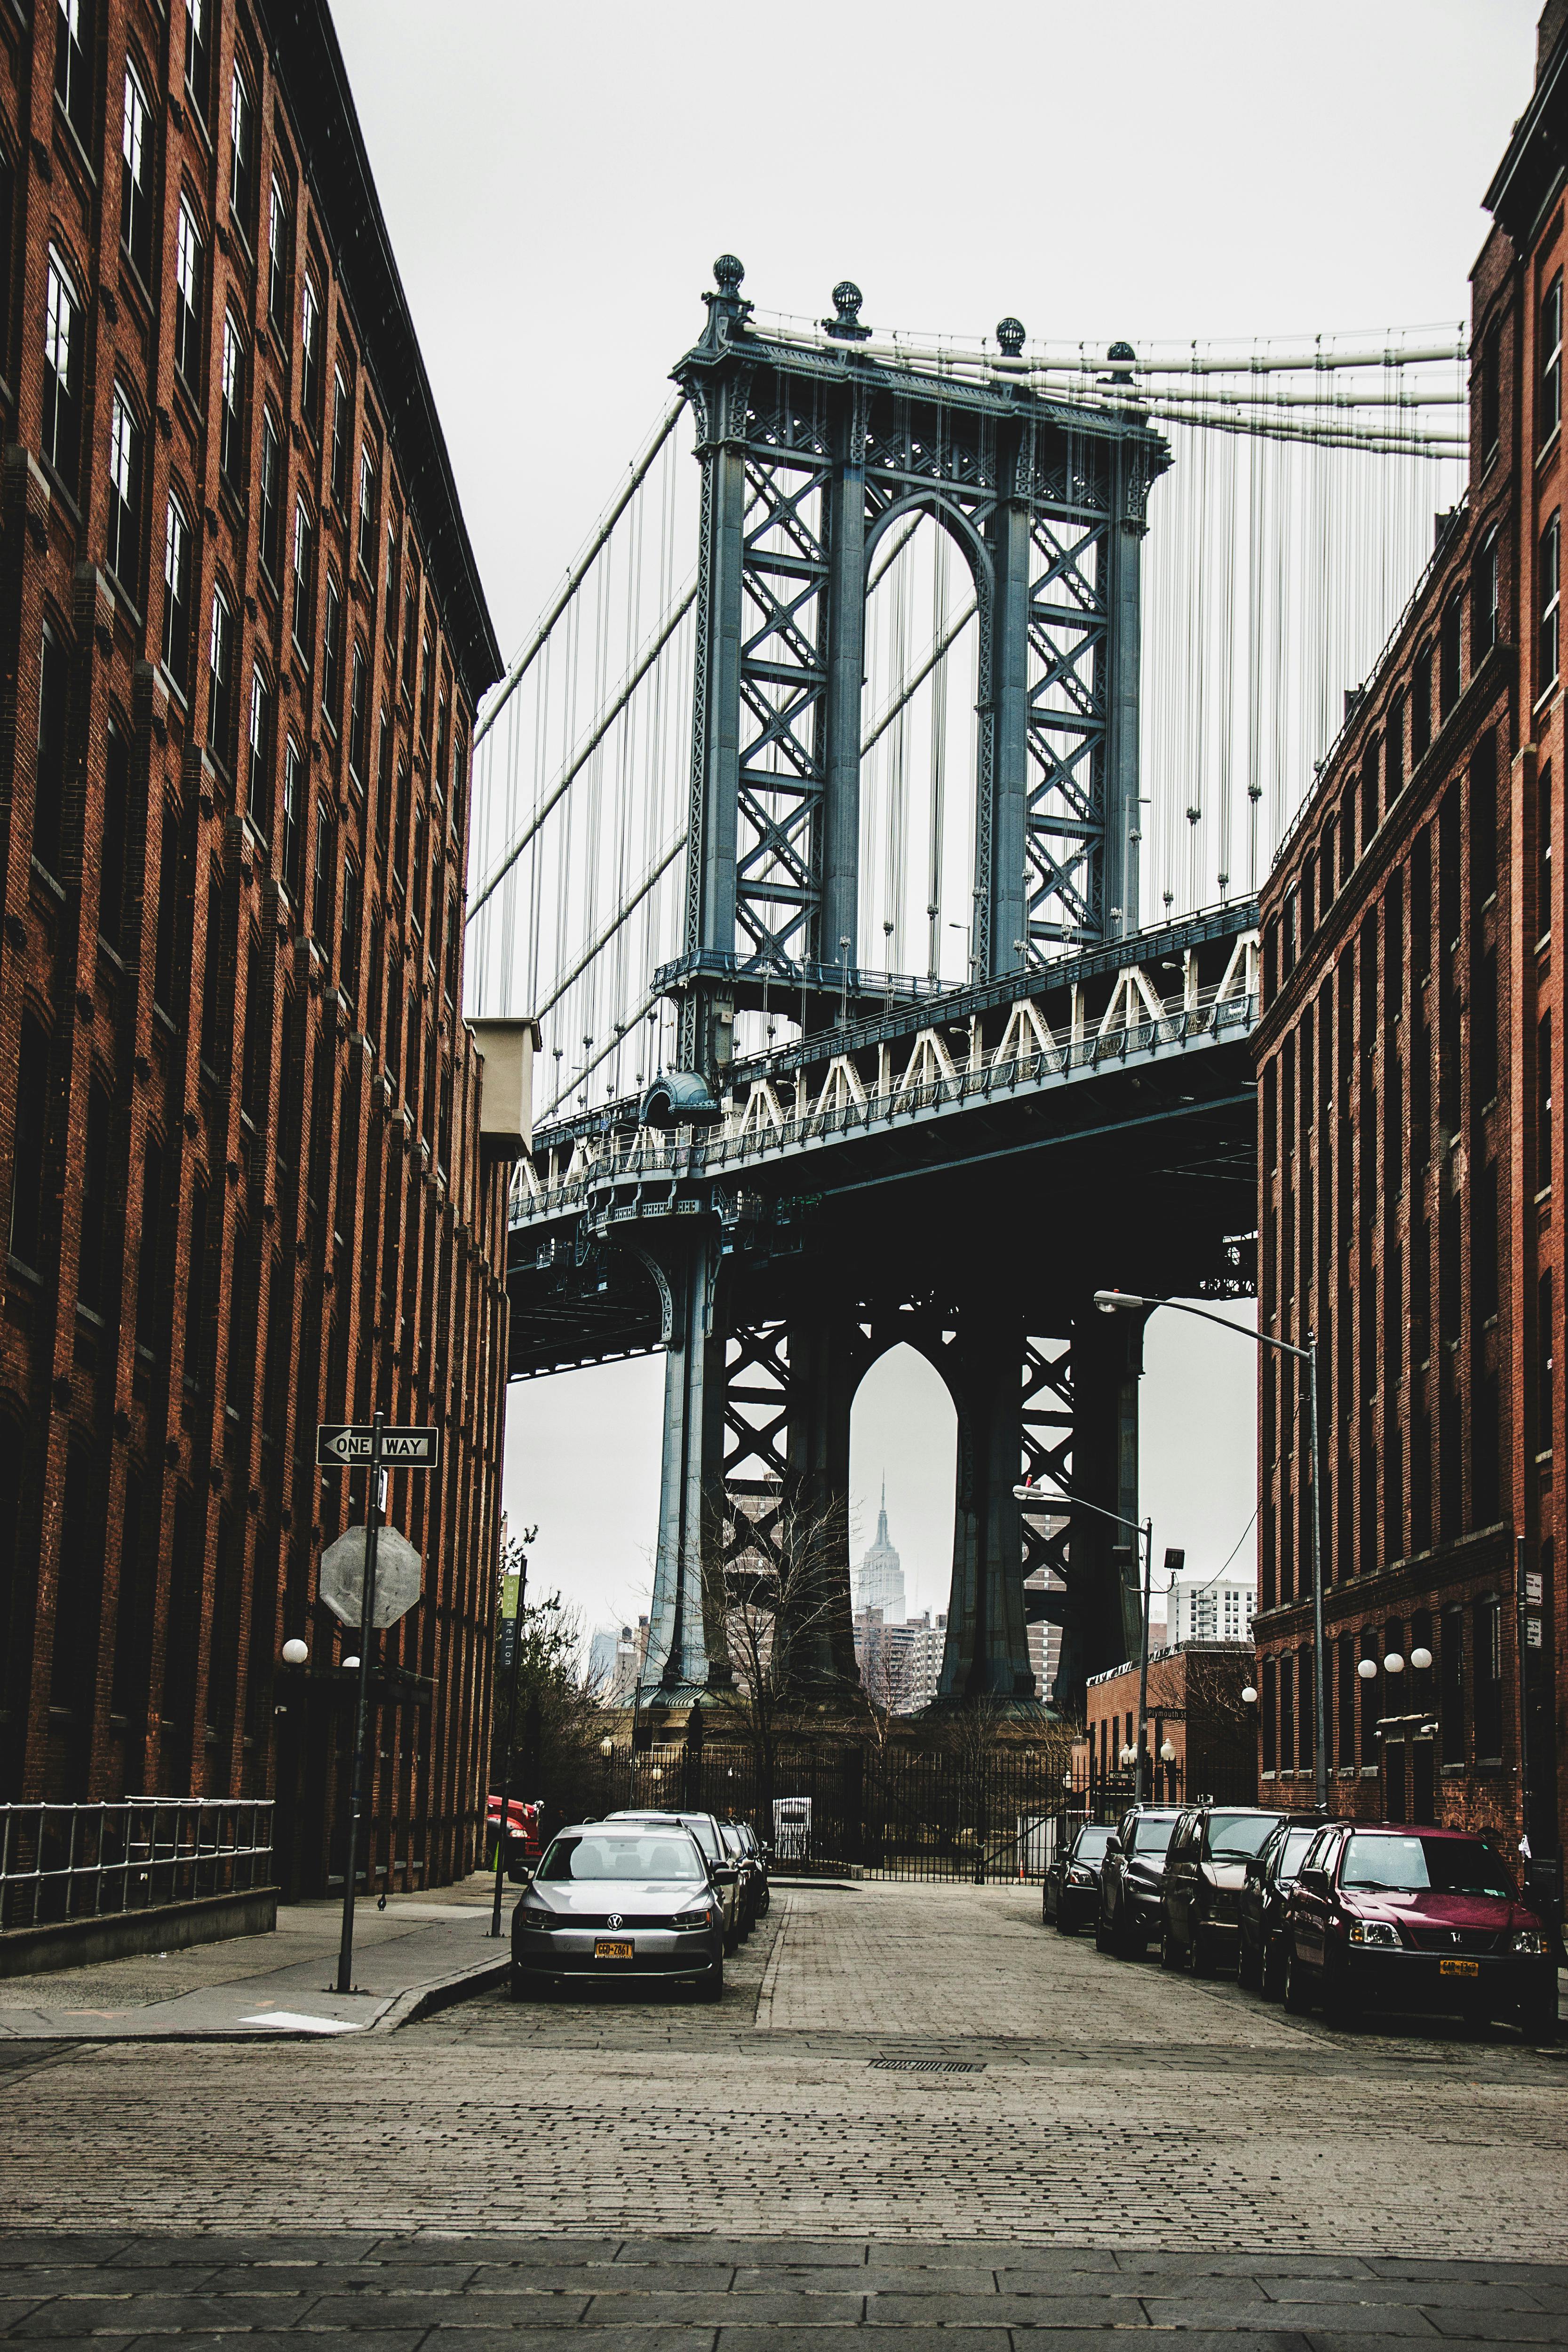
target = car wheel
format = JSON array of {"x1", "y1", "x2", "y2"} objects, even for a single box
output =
[
  {"x1": 1237, "y1": 1929, "x2": 1258, "y2": 1991},
  {"x1": 1282, "y1": 1942, "x2": 1311, "y2": 2014},
  {"x1": 1261, "y1": 1935, "x2": 1284, "y2": 2002},
  {"x1": 1159, "y1": 1916, "x2": 1178, "y2": 1971},
  {"x1": 1093, "y1": 1907, "x2": 1109, "y2": 1953},
  {"x1": 1055, "y1": 1908, "x2": 1075, "y2": 1937},
  {"x1": 1321, "y1": 1960, "x2": 1358, "y2": 2030},
  {"x1": 1188, "y1": 1922, "x2": 1211, "y2": 1978},
  {"x1": 1520, "y1": 1993, "x2": 1558, "y2": 2043},
  {"x1": 696, "y1": 1956, "x2": 724, "y2": 2002}
]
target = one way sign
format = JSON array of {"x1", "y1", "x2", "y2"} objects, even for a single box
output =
[{"x1": 316, "y1": 1423, "x2": 441, "y2": 1469}]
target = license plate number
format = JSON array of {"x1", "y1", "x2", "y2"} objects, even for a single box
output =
[
  {"x1": 594, "y1": 1938, "x2": 634, "y2": 1961},
  {"x1": 1439, "y1": 1957, "x2": 1480, "y2": 1978}
]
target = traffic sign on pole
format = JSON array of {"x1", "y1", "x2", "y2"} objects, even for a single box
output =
[
  {"x1": 319, "y1": 1525, "x2": 422, "y2": 1630},
  {"x1": 317, "y1": 1423, "x2": 440, "y2": 1469}
]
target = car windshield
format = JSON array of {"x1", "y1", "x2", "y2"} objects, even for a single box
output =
[
  {"x1": 1279, "y1": 1827, "x2": 1318, "y2": 1879},
  {"x1": 1075, "y1": 1827, "x2": 1112, "y2": 1860},
  {"x1": 1340, "y1": 1833, "x2": 1514, "y2": 1899},
  {"x1": 537, "y1": 1833, "x2": 704, "y2": 1883},
  {"x1": 1206, "y1": 1812, "x2": 1279, "y2": 1860},
  {"x1": 1129, "y1": 1816, "x2": 1176, "y2": 1856}
]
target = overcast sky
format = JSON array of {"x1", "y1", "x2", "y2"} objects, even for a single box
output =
[{"x1": 334, "y1": 0, "x2": 1537, "y2": 1645}]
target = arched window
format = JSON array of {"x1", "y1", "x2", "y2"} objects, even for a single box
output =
[
  {"x1": 9, "y1": 1016, "x2": 50, "y2": 1272},
  {"x1": 78, "y1": 1081, "x2": 112, "y2": 1316},
  {"x1": 207, "y1": 583, "x2": 235, "y2": 765},
  {"x1": 183, "y1": 0, "x2": 210, "y2": 117},
  {"x1": 35, "y1": 622, "x2": 68, "y2": 879},
  {"x1": 348, "y1": 641, "x2": 369, "y2": 784},
  {"x1": 1473, "y1": 528, "x2": 1500, "y2": 657},
  {"x1": 174, "y1": 198, "x2": 203, "y2": 394},
  {"x1": 1438, "y1": 588, "x2": 1463, "y2": 720},
  {"x1": 322, "y1": 571, "x2": 343, "y2": 723},
  {"x1": 219, "y1": 312, "x2": 246, "y2": 494},
  {"x1": 331, "y1": 365, "x2": 350, "y2": 507},
  {"x1": 55, "y1": 0, "x2": 93, "y2": 147},
  {"x1": 267, "y1": 174, "x2": 290, "y2": 334},
  {"x1": 281, "y1": 736, "x2": 304, "y2": 900},
  {"x1": 1540, "y1": 513, "x2": 1561, "y2": 693},
  {"x1": 291, "y1": 496, "x2": 313, "y2": 652},
  {"x1": 357, "y1": 445, "x2": 377, "y2": 574},
  {"x1": 1543, "y1": 270, "x2": 1563, "y2": 446},
  {"x1": 107, "y1": 383, "x2": 143, "y2": 590},
  {"x1": 229, "y1": 60, "x2": 256, "y2": 233},
  {"x1": 120, "y1": 57, "x2": 153, "y2": 279},
  {"x1": 258, "y1": 407, "x2": 282, "y2": 579},
  {"x1": 42, "y1": 245, "x2": 82, "y2": 487},
  {"x1": 300, "y1": 272, "x2": 322, "y2": 430},
  {"x1": 248, "y1": 665, "x2": 274, "y2": 842},
  {"x1": 162, "y1": 493, "x2": 192, "y2": 691}
]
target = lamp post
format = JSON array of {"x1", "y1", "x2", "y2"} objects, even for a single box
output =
[
  {"x1": 1015, "y1": 1480, "x2": 1154, "y2": 1800},
  {"x1": 1094, "y1": 1288, "x2": 1327, "y2": 1813}
]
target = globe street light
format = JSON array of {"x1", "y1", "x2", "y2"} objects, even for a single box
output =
[
  {"x1": 281, "y1": 1637, "x2": 309, "y2": 1667},
  {"x1": 1094, "y1": 1287, "x2": 1328, "y2": 1812}
]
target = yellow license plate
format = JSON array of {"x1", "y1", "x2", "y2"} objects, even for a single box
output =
[
  {"x1": 594, "y1": 1938, "x2": 634, "y2": 1961},
  {"x1": 1439, "y1": 1957, "x2": 1480, "y2": 1978}
]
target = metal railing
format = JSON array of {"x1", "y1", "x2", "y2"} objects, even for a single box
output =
[
  {"x1": 512, "y1": 988, "x2": 1259, "y2": 1230},
  {"x1": 0, "y1": 1798, "x2": 276, "y2": 1933}
]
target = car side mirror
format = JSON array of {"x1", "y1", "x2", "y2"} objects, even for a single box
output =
[
  {"x1": 1103, "y1": 1836, "x2": 1122, "y2": 1858},
  {"x1": 1297, "y1": 1867, "x2": 1328, "y2": 1895},
  {"x1": 712, "y1": 1863, "x2": 738, "y2": 1885}
]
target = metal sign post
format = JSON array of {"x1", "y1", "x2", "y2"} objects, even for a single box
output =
[
  {"x1": 489, "y1": 1546, "x2": 529, "y2": 1939},
  {"x1": 336, "y1": 1410, "x2": 384, "y2": 1995}
]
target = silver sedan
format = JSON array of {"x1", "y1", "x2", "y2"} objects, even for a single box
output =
[{"x1": 510, "y1": 1823, "x2": 725, "y2": 2001}]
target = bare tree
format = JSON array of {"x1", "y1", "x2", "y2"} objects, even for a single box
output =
[{"x1": 700, "y1": 1483, "x2": 857, "y2": 1825}]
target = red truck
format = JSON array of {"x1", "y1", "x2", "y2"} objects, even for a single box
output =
[{"x1": 486, "y1": 1796, "x2": 543, "y2": 1881}]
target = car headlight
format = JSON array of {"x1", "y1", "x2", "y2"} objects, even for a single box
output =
[
  {"x1": 1067, "y1": 1867, "x2": 1092, "y2": 1885},
  {"x1": 518, "y1": 1908, "x2": 556, "y2": 1933},
  {"x1": 1347, "y1": 1920, "x2": 1401, "y2": 1947},
  {"x1": 1512, "y1": 1930, "x2": 1548, "y2": 1955},
  {"x1": 674, "y1": 1906, "x2": 715, "y2": 1931}
]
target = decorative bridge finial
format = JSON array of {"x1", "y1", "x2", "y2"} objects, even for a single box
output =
[
  {"x1": 996, "y1": 317, "x2": 1027, "y2": 356},
  {"x1": 713, "y1": 254, "x2": 745, "y2": 293},
  {"x1": 703, "y1": 254, "x2": 753, "y2": 338},
  {"x1": 823, "y1": 280, "x2": 872, "y2": 341},
  {"x1": 1105, "y1": 339, "x2": 1138, "y2": 386}
]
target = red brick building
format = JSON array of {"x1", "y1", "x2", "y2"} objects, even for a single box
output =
[
  {"x1": 0, "y1": 0, "x2": 516, "y2": 1897},
  {"x1": 1252, "y1": 5, "x2": 1568, "y2": 1881},
  {"x1": 1083, "y1": 1644, "x2": 1257, "y2": 1809}
]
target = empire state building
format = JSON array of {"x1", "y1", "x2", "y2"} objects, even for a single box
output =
[{"x1": 855, "y1": 1480, "x2": 906, "y2": 1620}]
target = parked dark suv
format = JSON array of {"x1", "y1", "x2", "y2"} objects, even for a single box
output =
[
  {"x1": 1160, "y1": 1804, "x2": 1285, "y2": 1974},
  {"x1": 1282, "y1": 1821, "x2": 1557, "y2": 2035},
  {"x1": 1043, "y1": 1821, "x2": 1114, "y2": 1934},
  {"x1": 1096, "y1": 1805, "x2": 1183, "y2": 1957},
  {"x1": 1236, "y1": 1814, "x2": 1322, "y2": 1996}
]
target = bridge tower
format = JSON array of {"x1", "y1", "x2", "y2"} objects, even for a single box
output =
[{"x1": 638, "y1": 262, "x2": 1173, "y2": 1716}]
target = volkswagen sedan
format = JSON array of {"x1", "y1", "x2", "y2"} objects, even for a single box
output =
[{"x1": 511, "y1": 1822, "x2": 724, "y2": 2001}]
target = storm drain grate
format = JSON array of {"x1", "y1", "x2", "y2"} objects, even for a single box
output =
[{"x1": 870, "y1": 2057, "x2": 987, "y2": 2074}]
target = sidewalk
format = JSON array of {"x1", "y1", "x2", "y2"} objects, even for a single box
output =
[{"x1": 0, "y1": 1873, "x2": 510, "y2": 2041}]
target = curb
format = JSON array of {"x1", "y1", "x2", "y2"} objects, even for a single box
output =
[{"x1": 373, "y1": 1951, "x2": 511, "y2": 2031}]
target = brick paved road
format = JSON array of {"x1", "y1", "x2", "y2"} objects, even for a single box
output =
[{"x1": 2, "y1": 1882, "x2": 1567, "y2": 2342}]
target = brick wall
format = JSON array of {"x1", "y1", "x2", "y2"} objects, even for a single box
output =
[{"x1": 0, "y1": 0, "x2": 510, "y2": 1898}]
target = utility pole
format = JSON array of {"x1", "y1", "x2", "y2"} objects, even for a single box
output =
[
  {"x1": 335, "y1": 1410, "x2": 383, "y2": 1996},
  {"x1": 489, "y1": 1532, "x2": 534, "y2": 1939}
]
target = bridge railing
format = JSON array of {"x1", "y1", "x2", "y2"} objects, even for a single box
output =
[{"x1": 511, "y1": 988, "x2": 1258, "y2": 1231}]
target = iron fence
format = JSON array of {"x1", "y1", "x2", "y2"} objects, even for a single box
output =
[
  {"x1": 561, "y1": 1739, "x2": 1259, "y2": 1883},
  {"x1": 0, "y1": 1799, "x2": 276, "y2": 1933}
]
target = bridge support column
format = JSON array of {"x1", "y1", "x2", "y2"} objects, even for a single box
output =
[
  {"x1": 783, "y1": 1309, "x2": 860, "y2": 1692},
  {"x1": 937, "y1": 1298, "x2": 1041, "y2": 1709},
  {"x1": 1053, "y1": 1302, "x2": 1147, "y2": 1712},
  {"x1": 644, "y1": 1228, "x2": 724, "y2": 1704}
]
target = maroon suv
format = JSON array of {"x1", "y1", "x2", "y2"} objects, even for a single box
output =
[{"x1": 1282, "y1": 1821, "x2": 1556, "y2": 2037}]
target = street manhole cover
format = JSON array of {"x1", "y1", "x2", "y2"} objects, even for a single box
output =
[{"x1": 871, "y1": 2057, "x2": 986, "y2": 2073}]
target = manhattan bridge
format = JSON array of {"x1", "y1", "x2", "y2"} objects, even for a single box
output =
[{"x1": 466, "y1": 261, "x2": 1467, "y2": 1718}]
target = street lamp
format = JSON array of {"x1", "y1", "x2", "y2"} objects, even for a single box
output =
[
  {"x1": 1094, "y1": 1287, "x2": 1328, "y2": 1812},
  {"x1": 1015, "y1": 1478, "x2": 1155, "y2": 1799},
  {"x1": 281, "y1": 1637, "x2": 309, "y2": 1667}
]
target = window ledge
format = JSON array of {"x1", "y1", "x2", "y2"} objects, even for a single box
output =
[
  {"x1": 6, "y1": 1253, "x2": 42, "y2": 1289},
  {"x1": 30, "y1": 856, "x2": 64, "y2": 902},
  {"x1": 1536, "y1": 1184, "x2": 1553, "y2": 1205},
  {"x1": 1537, "y1": 422, "x2": 1562, "y2": 474}
]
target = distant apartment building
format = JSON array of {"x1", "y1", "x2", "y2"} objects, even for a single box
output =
[{"x1": 1169, "y1": 1571, "x2": 1255, "y2": 1647}]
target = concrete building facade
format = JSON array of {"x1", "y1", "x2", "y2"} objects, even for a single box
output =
[{"x1": 0, "y1": 0, "x2": 510, "y2": 1897}]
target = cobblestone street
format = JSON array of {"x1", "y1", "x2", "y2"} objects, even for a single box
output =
[{"x1": 3, "y1": 1881, "x2": 1568, "y2": 2344}]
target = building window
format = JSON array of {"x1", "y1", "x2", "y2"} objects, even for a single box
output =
[
  {"x1": 247, "y1": 667, "x2": 273, "y2": 842},
  {"x1": 322, "y1": 574, "x2": 342, "y2": 727},
  {"x1": 120, "y1": 59, "x2": 153, "y2": 280},
  {"x1": 174, "y1": 199, "x2": 204, "y2": 396},
  {"x1": 42, "y1": 246, "x2": 82, "y2": 490},
  {"x1": 1539, "y1": 762, "x2": 1553, "y2": 944},
  {"x1": 78, "y1": 1084, "x2": 111, "y2": 1316},
  {"x1": 1544, "y1": 271, "x2": 1563, "y2": 445},
  {"x1": 9, "y1": 1018, "x2": 49, "y2": 1273},
  {"x1": 1541, "y1": 515, "x2": 1561, "y2": 694},
  {"x1": 394, "y1": 756, "x2": 410, "y2": 881},
  {"x1": 453, "y1": 727, "x2": 467, "y2": 840},
  {"x1": 1473, "y1": 530, "x2": 1500, "y2": 659},
  {"x1": 291, "y1": 498, "x2": 313, "y2": 654},
  {"x1": 281, "y1": 737, "x2": 304, "y2": 900},
  {"x1": 1542, "y1": 1270, "x2": 1556, "y2": 1454},
  {"x1": 1412, "y1": 643, "x2": 1433, "y2": 762},
  {"x1": 1336, "y1": 1637, "x2": 1355, "y2": 1767},
  {"x1": 1440, "y1": 1604, "x2": 1465, "y2": 1764},
  {"x1": 358, "y1": 447, "x2": 377, "y2": 575},
  {"x1": 341, "y1": 855, "x2": 362, "y2": 989},
  {"x1": 1279, "y1": 1652, "x2": 1294, "y2": 1772},
  {"x1": 386, "y1": 515, "x2": 401, "y2": 614},
  {"x1": 184, "y1": 0, "x2": 210, "y2": 119},
  {"x1": 230, "y1": 62, "x2": 255, "y2": 235},
  {"x1": 258, "y1": 408, "x2": 281, "y2": 580},
  {"x1": 267, "y1": 175, "x2": 290, "y2": 333},
  {"x1": 435, "y1": 687, "x2": 449, "y2": 805},
  {"x1": 1478, "y1": 320, "x2": 1501, "y2": 465},
  {"x1": 162, "y1": 495, "x2": 192, "y2": 692},
  {"x1": 312, "y1": 800, "x2": 334, "y2": 943},
  {"x1": 348, "y1": 643, "x2": 368, "y2": 785},
  {"x1": 300, "y1": 274, "x2": 322, "y2": 432},
  {"x1": 419, "y1": 628, "x2": 434, "y2": 742},
  {"x1": 219, "y1": 313, "x2": 245, "y2": 495},
  {"x1": 1438, "y1": 589, "x2": 1463, "y2": 721},
  {"x1": 200, "y1": 872, "x2": 223, "y2": 1069},
  {"x1": 101, "y1": 723, "x2": 128, "y2": 951},
  {"x1": 35, "y1": 625, "x2": 68, "y2": 881},
  {"x1": 411, "y1": 801, "x2": 426, "y2": 936},
  {"x1": 331, "y1": 368, "x2": 350, "y2": 509},
  {"x1": 55, "y1": 0, "x2": 92, "y2": 148},
  {"x1": 153, "y1": 806, "x2": 178, "y2": 1011},
  {"x1": 207, "y1": 586, "x2": 236, "y2": 767},
  {"x1": 106, "y1": 385, "x2": 143, "y2": 592},
  {"x1": 1541, "y1": 1012, "x2": 1553, "y2": 1192},
  {"x1": 401, "y1": 581, "x2": 417, "y2": 697}
]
